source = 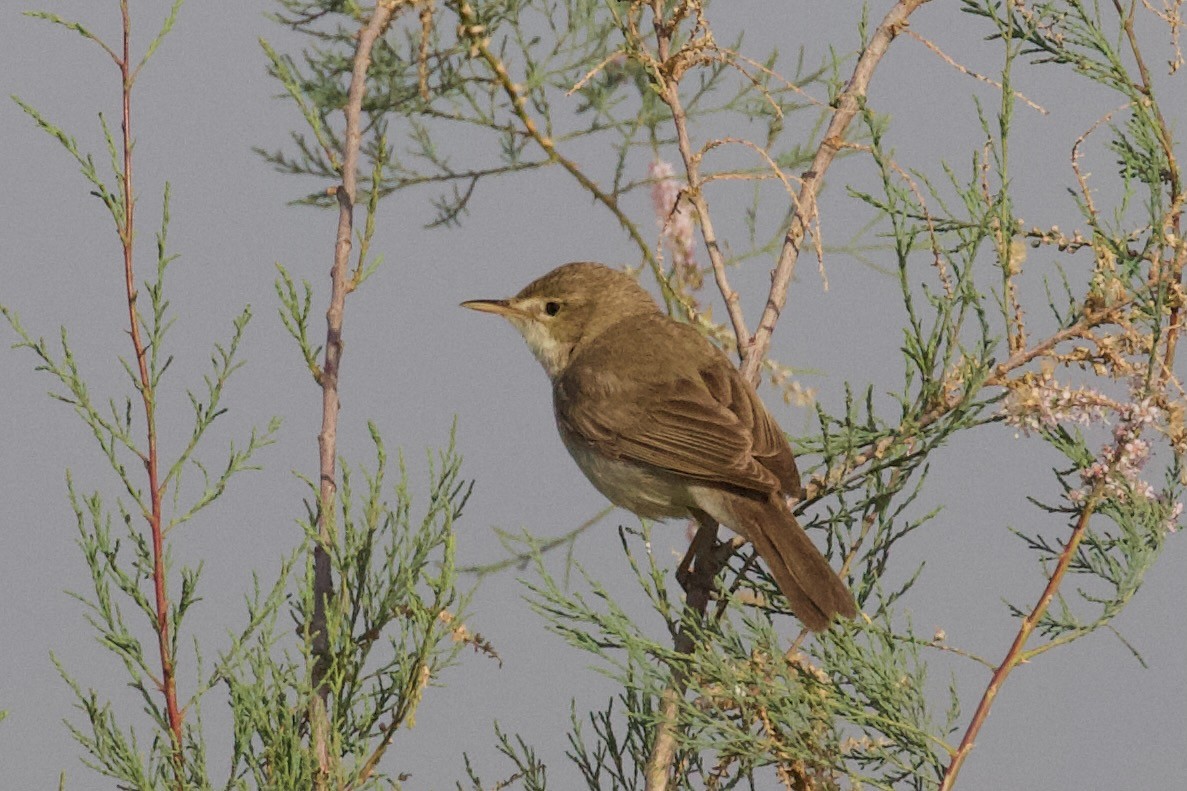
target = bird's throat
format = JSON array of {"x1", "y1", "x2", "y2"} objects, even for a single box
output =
[{"x1": 515, "y1": 318, "x2": 571, "y2": 379}]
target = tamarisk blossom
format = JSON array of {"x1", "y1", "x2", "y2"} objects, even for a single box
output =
[
  {"x1": 1003, "y1": 380, "x2": 1181, "y2": 531},
  {"x1": 649, "y1": 159, "x2": 700, "y2": 287},
  {"x1": 1164, "y1": 501, "x2": 1183, "y2": 533},
  {"x1": 1001, "y1": 378, "x2": 1112, "y2": 437},
  {"x1": 1069, "y1": 401, "x2": 1159, "y2": 503}
]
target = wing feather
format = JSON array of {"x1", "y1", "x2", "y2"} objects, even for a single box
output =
[{"x1": 554, "y1": 317, "x2": 800, "y2": 498}]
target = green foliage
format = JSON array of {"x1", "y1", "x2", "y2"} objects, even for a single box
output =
[
  {"x1": 274, "y1": 263, "x2": 324, "y2": 383},
  {"x1": 223, "y1": 428, "x2": 480, "y2": 789},
  {"x1": 258, "y1": 0, "x2": 841, "y2": 284},
  {"x1": 2, "y1": 145, "x2": 280, "y2": 787},
  {"x1": 488, "y1": 527, "x2": 959, "y2": 789},
  {"x1": 8, "y1": 1, "x2": 483, "y2": 788}
]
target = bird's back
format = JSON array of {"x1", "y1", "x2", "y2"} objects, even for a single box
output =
[{"x1": 556, "y1": 313, "x2": 803, "y2": 501}]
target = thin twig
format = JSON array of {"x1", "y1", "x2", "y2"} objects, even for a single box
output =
[
  {"x1": 645, "y1": 517, "x2": 726, "y2": 791},
  {"x1": 905, "y1": 29, "x2": 1048, "y2": 115},
  {"x1": 1071, "y1": 103, "x2": 1133, "y2": 225},
  {"x1": 451, "y1": 0, "x2": 669, "y2": 289},
  {"x1": 938, "y1": 488, "x2": 1104, "y2": 790},
  {"x1": 832, "y1": 138, "x2": 948, "y2": 296},
  {"x1": 112, "y1": 1, "x2": 185, "y2": 782},
  {"x1": 741, "y1": 0, "x2": 932, "y2": 385},
  {"x1": 640, "y1": 5, "x2": 756, "y2": 785},
  {"x1": 310, "y1": 1, "x2": 406, "y2": 785},
  {"x1": 652, "y1": 6, "x2": 753, "y2": 361},
  {"x1": 1108, "y1": 0, "x2": 1185, "y2": 387}
]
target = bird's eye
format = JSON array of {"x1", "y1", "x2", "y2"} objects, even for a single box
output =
[{"x1": 544, "y1": 301, "x2": 561, "y2": 316}]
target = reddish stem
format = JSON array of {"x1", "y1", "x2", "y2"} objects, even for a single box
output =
[
  {"x1": 938, "y1": 496, "x2": 1099, "y2": 790},
  {"x1": 116, "y1": 0, "x2": 185, "y2": 780}
]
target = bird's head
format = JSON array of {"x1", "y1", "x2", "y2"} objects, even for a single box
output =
[{"x1": 462, "y1": 262, "x2": 660, "y2": 378}]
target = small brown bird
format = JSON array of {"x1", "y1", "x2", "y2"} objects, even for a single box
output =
[{"x1": 462, "y1": 262, "x2": 856, "y2": 631}]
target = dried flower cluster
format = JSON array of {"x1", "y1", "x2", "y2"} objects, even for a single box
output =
[{"x1": 649, "y1": 159, "x2": 701, "y2": 288}]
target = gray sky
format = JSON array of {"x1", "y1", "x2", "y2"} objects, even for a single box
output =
[{"x1": 1, "y1": 2, "x2": 1184, "y2": 789}]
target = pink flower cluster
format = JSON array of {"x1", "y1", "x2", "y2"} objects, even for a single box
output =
[
  {"x1": 1004, "y1": 383, "x2": 1181, "y2": 532},
  {"x1": 1164, "y1": 501, "x2": 1183, "y2": 533},
  {"x1": 1001, "y1": 380, "x2": 1112, "y2": 437},
  {"x1": 649, "y1": 159, "x2": 698, "y2": 279},
  {"x1": 1070, "y1": 427, "x2": 1155, "y2": 502}
]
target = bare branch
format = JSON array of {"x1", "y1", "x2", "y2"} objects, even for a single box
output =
[{"x1": 741, "y1": 0, "x2": 932, "y2": 384}]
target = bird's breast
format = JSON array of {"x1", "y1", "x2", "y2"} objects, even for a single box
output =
[{"x1": 556, "y1": 426, "x2": 694, "y2": 521}]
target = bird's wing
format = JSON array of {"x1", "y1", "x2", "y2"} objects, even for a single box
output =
[
  {"x1": 698, "y1": 361, "x2": 803, "y2": 499},
  {"x1": 555, "y1": 330, "x2": 796, "y2": 497}
]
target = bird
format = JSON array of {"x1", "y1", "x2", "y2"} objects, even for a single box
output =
[{"x1": 462, "y1": 262, "x2": 856, "y2": 631}]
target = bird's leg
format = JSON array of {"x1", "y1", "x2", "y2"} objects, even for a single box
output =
[{"x1": 675, "y1": 515, "x2": 718, "y2": 595}]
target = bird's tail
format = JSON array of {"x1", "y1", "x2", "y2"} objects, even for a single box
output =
[{"x1": 733, "y1": 495, "x2": 857, "y2": 631}]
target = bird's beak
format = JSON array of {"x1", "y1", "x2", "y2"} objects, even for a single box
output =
[{"x1": 460, "y1": 298, "x2": 519, "y2": 318}]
